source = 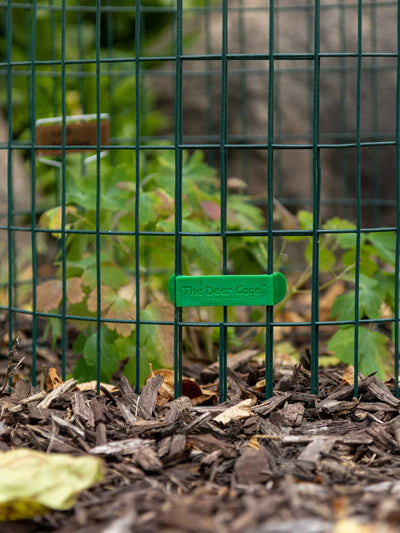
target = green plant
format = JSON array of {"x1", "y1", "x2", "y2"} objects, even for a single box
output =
[
  {"x1": 281, "y1": 211, "x2": 397, "y2": 379},
  {"x1": 37, "y1": 149, "x2": 265, "y2": 384}
]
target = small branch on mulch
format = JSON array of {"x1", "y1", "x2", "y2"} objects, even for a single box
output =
[{"x1": 0, "y1": 332, "x2": 25, "y2": 398}]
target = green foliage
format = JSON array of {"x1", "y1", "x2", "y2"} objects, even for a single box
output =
[
  {"x1": 38, "y1": 150, "x2": 265, "y2": 384},
  {"x1": 0, "y1": 0, "x2": 207, "y2": 153},
  {"x1": 283, "y1": 211, "x2": 397, "y2": 379}
]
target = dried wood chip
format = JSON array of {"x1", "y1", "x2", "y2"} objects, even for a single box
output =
[
  {"x1": 234, "y1": 447, "x2": 273, "y2": 485},
  {"x1": 134, "y1": 446, "x2": 163, "y2": 473},
  {"x1": 366, "y1": 377, "x2": 400, "y2": 407},
  {"x1": 281, "y1": 434, "x2": 373, "y2": 445},
  {"x1": 119, "y1": 376, "x2": 135, "y2": 395},
  {"x1": 89, "y1": 397, "x2": 107, "y2": 424},
  {"x1": 325, "y1": 375, "x2": 375, "y2": 401},
  {"x1": 253, "y1": 392, "x2": 292, "y2": 416},
  {"x1": 169, "y1": 434, "x2": 186, "y2": 457},
  {"x1": 278, "y1": 402, "x2": 305, "y2": 426},
  {"x1": 386, "y1": 415, "x2": 400, "y2": 446},
  {"x1": 28, "y1": 406, "x2": 55, "y2": 421},
  {"x1": 71, "y1": 391, "x2": 95, "y2": 430},
  {"x1": 317, "y1": 399, "x2": 359, "y2": 415},
  {"x1": 96, "y1": 422, "x2": 107, "y2": 447},
  {"x1": 10, "y1": 378, "x2": 33, "y2": 402},
  {"x1": 36, "y1": 378, "x2": 77, "y2": 409},
  {"x1": 26, "y1": 424, "x2": 80, "y2": 454},
  {"x1": 355, "y1": 402, "x2": 397, "y2": 413},
  {"x1": 297, "y1": 436, "x2": 336, "y2": 463},
  {"x1": 117, "y1": 402, "x2": 137, "y2": 425},
  {"x1": 187, "y1": 433, "x2": 237, "y2": 459},
  {"x1": 9, "y1": 390, "x2": 47, "y2": 412},
  {"x1": 138, "y1": 374, "x2": 163, "y2": 420},
  {"x1": 199, "y1": 349, "x2": 259, "y2": 382},
  {"x1": 90, "y1": 438, "x2": 155, "y2": 456},
  {"x1": 245, "y1": 518, "x2": 333, "y2": 533},
  {"x1": 52, "y1": 414, "x2": 86, "y2": 439},
  {"x1": 366, "y1": 423, "x2": 399, "y2": 451},
  {"x1": 242, "y1": 415, "x2": 262, "y2": 435}
]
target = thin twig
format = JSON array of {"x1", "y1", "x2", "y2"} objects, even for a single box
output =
[{"x1": 0, "y1": 332, "x2": 22, "y2": 397}]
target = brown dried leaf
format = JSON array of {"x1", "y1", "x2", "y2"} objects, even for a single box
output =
[
  {"x1": 37, "y1": 280, "x2": 62, "y2": 312},
  {"x1": 152, "y1": 369, "x2": 175, "y2": 401},
  {"x1": 149, "y1": 369, "x2": 204, "y2": 403},
  {"x1": 105, "y1": 298, "x2": 136, "y2": 337},
  {"x1": 341, "y1": 365, "x2": 355, "y2": 386},
  {"x1": 66, "y1": 277, "x2": 85, "y2": 304},
  {"x1": 46, "y1": 368, "x2": 63, "y2": 393},
  {"x1": 182, "y1": 379, "x2": 203, "y2": 400},
  {"x1": 319, "y1": 281, "x2": 346, "y2": 322},
  {"x1": 87, "y1": 286, "x2": 116, "y2": 313},
  {"x1": 191, "y1": 390, "x2": 218, "y2": 406}
]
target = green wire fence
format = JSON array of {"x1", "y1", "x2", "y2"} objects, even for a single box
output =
[{"x1": 0, "y1": 0, "x2": 399, "y2": 400}]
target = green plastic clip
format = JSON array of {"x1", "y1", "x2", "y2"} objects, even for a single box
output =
[{"x1": 168, "y1": 273, "x2": 287, "y2": 307}]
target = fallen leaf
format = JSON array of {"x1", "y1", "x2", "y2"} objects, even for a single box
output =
[
  {"x1": 181, "y1": 379, "x2": 202, "y2": 400},
  {"x1": 341, "y1": 365, "x2": 355, "y2": 386},
  {"x1": 149, "y1": 368, "x2": 208, "y2": 403},
  {"x1": 46, "y1": 368, "x2": 63, "y2": 393},
  {"x1": 0, "y1": 449, "x2": 103, "y2": 521},
  {"x1": 191, "y1": 393, "x2": 218, "y2": 406}
]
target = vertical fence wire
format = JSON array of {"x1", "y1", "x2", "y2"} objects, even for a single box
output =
[
  {"x1": 174, "y1": 0, "x2": 183, "y2": 399},
  {"x1": 265, "y1": 1, "x2": 275, "y2": 400},
  {"x1": 60, "y1": 0, "x2": 67, "y2": 383},
  {"x1": 353, "y1": 0, "x2": 363, "y2": 398},
  {"x1": 6, "y1": 0, "x2": 14, "y2": 380},
  {"x1": 339, "y1": 0, "x2": 350, "y2": 220},
  {"x1": 135, "y1": 1, "x2": 142, "y2": 394},
  {"x1": 30, "y1": 1, "x2": 38, "y2": 387},
  {"x1": 369, "y1": 1, "x2": 380, "y2": 228},
  {"x1": 218, "y1": 0, "x2": 229, "y2": 403},
  {"x1": 95, "y1": 1, "x2": 102, "y2": 393},
  {"x1": 49, "y1": 0, "x2": 60, "y2": 206},
  {"x1": 310, "y1": 0, "x2": 321, "y2": 394},
  {"x1": 395, "y1": 1, "x2": 400, "y2": 398}
]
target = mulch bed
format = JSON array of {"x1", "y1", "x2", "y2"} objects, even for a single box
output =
[{"x1": 1, "y1": 349, "x2": 400, "y2": 533}]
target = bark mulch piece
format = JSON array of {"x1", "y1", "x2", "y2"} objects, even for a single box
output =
[{"x1": 1, "y1": 364, "x2": 400, "y2": 532}]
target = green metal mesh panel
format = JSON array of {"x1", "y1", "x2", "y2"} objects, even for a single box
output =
[{"x1": 0, "y1": 1, "x2": 399, "y2": 398}]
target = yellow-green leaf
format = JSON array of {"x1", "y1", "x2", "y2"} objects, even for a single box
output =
[{"x1": 0, "y1": 449, "x2": 103, "y2": 521}]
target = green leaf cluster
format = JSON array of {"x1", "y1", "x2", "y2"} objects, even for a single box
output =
[
  {"x1": 287, "y1": 211, "x2": 398, "y2": 378},
  {"x1": 39, "y1": 149, "x2": 265, "y2": 385}
]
